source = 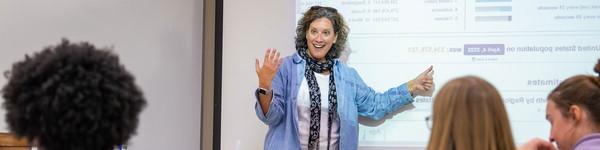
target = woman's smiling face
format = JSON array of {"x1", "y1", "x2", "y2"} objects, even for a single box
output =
[{"x1": 305, "y1": 17, "x2": 337, "y2": 62}]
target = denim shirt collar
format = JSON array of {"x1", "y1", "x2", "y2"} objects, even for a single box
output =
[
  {"x1": 292, "y1": 52, "x2": 339, "y2": 65},
  {"x1": 292, "y1": 52, "x2": 303, "y2": 64}
]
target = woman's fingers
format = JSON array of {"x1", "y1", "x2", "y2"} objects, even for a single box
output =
[
  {"x1": 259, "y1": 48, "x2": 283, "y2": 72},
  {"x1": 421, "y1": 65, "x2": 433, "y2": 76},
  {"x1": 264, "y1": 48, "x2": 279, "y2": 65},
  {"x1": 255, "y1": 58, "x2": 260, "y2": 74},
  {"x1": 423, "y1": 82, "x2": 433, "y2": 86},
  {"x1": 268, "y1": 48, "x2": 276, "y2": 62},
  {"x1": 422, "y1": 78, "x2": 433, "y2": 83},
  {"x1": 272, "y1": 50, "x2": 280, "y2": 64},
  {"x1": 417, "y1": 66, "x2": 434, "y2": 82},
  {"x1": 264, "y1": 48, "x2": 271, "y2": 62}
]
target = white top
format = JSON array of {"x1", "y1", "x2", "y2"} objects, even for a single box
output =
[{"x1": 297, "y1": 72, "x2": 340, "y2": 150}]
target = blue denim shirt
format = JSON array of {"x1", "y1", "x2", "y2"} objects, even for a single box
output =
[{"x1": 255, "y1": 53, "x2": 414, "y2": 150}]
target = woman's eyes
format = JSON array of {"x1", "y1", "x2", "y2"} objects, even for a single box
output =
[{"x1": 309, "y1": 30, "x2": 333, "y2": 36}]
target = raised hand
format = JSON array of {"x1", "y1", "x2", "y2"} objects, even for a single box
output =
[
  {"x1": 408, "y1": 65, "x2": 434, "y2": 97},
  {"x1": 255, "y1": 48, "x2": 281, "y2": 89}
]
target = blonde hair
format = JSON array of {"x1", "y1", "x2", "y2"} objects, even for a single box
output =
[{"x1": 427, "y1": 76, "x2": 515, "y2": 150}]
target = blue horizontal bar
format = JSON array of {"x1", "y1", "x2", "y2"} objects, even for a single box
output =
[{"x1": 475, "y1": 6, "x2": 512, "y2": 12}]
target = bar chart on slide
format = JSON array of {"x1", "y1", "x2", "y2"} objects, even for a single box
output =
[
  {"x1": 298, "y1": 0, "x2": 600, "y2": 32},
  {"x1": 296, "y1": 0, "x2": 600, "y2": 148}
]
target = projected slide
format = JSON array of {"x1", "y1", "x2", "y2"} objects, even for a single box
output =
[{"x1": 297, "y1": 0, "x2": 600, "y2": 148}]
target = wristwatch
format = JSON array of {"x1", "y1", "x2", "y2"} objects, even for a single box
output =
[{"x1": 257, "y1": 87, "x2": 272, "y2": 95}]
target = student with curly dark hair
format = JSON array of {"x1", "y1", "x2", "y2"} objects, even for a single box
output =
[{"x1": 2, "y1": 39, "x2": 147, "y2": 150}]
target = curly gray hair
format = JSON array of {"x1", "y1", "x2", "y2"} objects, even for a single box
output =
[{"x1": 295, "y1": 6, "x2": 349, "y2": 59}]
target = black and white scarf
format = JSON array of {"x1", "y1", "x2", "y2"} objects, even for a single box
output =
[{"x1": 298, "y1": 47, "x2": 338, "y2": 150}]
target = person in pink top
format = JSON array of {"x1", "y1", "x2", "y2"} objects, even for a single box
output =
[{"x1": 520, "y1": 59, "x2": 600, "y2": 150}]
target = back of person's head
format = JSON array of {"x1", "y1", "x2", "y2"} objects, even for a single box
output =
[
  {"x1": 548, "y1": 59, "x2": 600, "y2": 127},
  {"x1": 545, "y1": 59, "x2": 600, "y2": 149},
  {"x1": 427, "y1": 76, "x2": 515, "y2": 150},
  {"x1": 2, "y1": 39, "x2": 147, "y2": 150}
]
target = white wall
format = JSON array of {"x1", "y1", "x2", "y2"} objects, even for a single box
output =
[
  {"x1": 222, "y1": 0, "x2": 295, "y2": 149},
  {"x1": 0, "y1": 1, "x2": 202, "y2": 149}
]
